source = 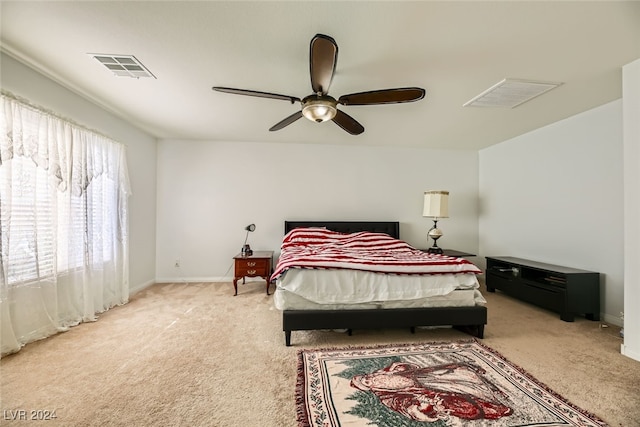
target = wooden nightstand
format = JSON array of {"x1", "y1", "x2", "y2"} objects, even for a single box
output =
[
  {"x1": 441, "y1": 249, "x2": 475, "y2": 258},
  {"x1": 419, "y1": 249, "x2": 476, "y2": 258},
  {"x1": 233, "y1": 251, "x2": 274, "y2": 296}
]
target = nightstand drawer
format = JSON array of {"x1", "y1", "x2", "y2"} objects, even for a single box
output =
[{"x1": 235, "y1": 258, "x2": 269, "y2": 276}]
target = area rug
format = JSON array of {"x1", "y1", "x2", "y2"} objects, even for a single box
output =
[{"x1": 296, "y1": 340, "x2": 608, "y2": 427}]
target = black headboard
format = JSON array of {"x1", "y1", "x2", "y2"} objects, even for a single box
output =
[{"x1": 284, "y1": 221, "x2": 400, "y2": 239}]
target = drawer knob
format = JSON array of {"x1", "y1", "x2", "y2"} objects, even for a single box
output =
[
  {"x1": 247, "y1": 262, "x2": 256, "y2": 267},
  {"x1": 247, "y1": 269, "x2": 256, "y2": 275}
]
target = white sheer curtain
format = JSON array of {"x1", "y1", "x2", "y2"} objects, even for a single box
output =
[{"x1": 0, "y1": 92, "x2": 131, "y2": 356}]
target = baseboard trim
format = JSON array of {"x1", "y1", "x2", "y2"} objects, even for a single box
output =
[
  {"x1": 602, "y1": 312, "x2": 623, "y2": 327},
  {"x1": 154, "y1": 276, "x2": 233, "y2": 284},
  {"x1": 621, "y1": 344, "x2": 640, "y2": 362},
  {"x1": 130, "y1": 279, "x2": 156, "y2": 295}
]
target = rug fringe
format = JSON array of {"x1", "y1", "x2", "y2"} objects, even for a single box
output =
[
  {"x1": 295, "y1": 338, "x2": 476, "y2": 354},
  {"x1": 295, "y1": 350, "x2": 311, "y2": 427}
]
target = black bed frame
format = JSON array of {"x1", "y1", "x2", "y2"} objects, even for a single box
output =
[{"x1": 280, "y1": 221, "x2": 487, "y2": 346}]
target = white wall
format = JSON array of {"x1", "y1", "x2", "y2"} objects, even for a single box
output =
[
  {"x1": 1, "y1": 52, "x2": 158, "y2": 292},
  {"x1": 155, "y1": 140, "x2": 479, "y2": 282},
  {"x1": 479, "y1": 100, "x2": 624, "y2": 325},
  {"x1": 622, "y1": 58, "x2": 640, "y2": 361}
]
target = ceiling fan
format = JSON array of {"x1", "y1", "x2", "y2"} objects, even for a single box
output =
[{"x1": 212, "y1": 34, "x2": 426, "y2": 135}]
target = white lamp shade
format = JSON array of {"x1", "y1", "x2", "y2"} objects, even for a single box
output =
[{"x1": 423, "y1": 190, "x2": 449, "y2": 218}]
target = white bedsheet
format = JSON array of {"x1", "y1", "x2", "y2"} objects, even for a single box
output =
[{"x1": 273, "y1": 268, "x2": 482, "y2": 308}]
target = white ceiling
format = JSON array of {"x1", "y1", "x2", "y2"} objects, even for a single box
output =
[{"x1": 1, "y1": 1, "x2": 639, "y2": 150}]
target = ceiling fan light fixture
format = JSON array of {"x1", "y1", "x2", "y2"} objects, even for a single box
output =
[{"x1": 302, "y1": 96, "x2": 337, "y2": 123}]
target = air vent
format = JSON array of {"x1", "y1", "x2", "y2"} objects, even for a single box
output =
[
  {"x1": 463, "y1": 78, "x2": 562, "y2": 108},
  {"x1": 88, "y1": 54, "x2": 156, "y2": 79}
]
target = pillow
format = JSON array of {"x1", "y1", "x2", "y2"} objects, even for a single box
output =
[{"x1": 282, "y1": 227, "x2": 339, "y2": 244}]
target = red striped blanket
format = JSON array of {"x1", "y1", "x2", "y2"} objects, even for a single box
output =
[{"x1": 270, "y1": 228, "x2": 481, "y2": 282}]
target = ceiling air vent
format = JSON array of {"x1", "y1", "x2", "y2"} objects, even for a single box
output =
[
  {"x1": 463, "y1": 78, "x2": 562, "y2": 108},
  {"x1": 89, "y1": 54, "x2": 156, "y2": 79}
]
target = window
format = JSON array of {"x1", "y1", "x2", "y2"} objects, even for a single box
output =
[{"x1": 1, "y1": 156, "x2": 55, "y2": 284}]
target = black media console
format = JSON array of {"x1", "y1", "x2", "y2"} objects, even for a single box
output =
[{"x1": 486, "y1": 256, "x2": 600, "y2": 322}]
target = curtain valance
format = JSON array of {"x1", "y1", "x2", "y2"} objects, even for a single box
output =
[{"x1": 1, "y1": 91, "x2": 130, "y2": 196}]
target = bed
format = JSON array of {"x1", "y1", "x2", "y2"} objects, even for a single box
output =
[{"x1": 271, "y1": 221, "x2": 487, "y2": 346}]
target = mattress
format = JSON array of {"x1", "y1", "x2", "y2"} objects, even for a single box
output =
[
  {"x1": 273, "y1": 268, "x2": 486, "y2": 310},
  {"x1": 274, "y1": 288, "x2": 486, "y2": 310}
]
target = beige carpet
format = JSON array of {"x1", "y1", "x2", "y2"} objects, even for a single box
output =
[{"x1": 1, "y1": 279, "x2": 638, "y2": 426}]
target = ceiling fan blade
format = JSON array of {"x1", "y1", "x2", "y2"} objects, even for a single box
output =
[
  {"x1": 338, "y1": 87, "x2": 426, "y2": 106},
  {"x1": 269, "y1": 111, "x2": 303, "y2": 131},
  {"x1": 310, "y1": 34, "x2": 338, "y2": 95},
  {"x1": 332, "y1": 110, "x2": 364, "y2": 135},
  {"x1": 212, "y1": 87, "x2": 300, "y2": 104}
]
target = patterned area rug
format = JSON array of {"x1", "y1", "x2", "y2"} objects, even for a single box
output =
[{"x1": 296, "y1": 340, "x2": 608, "y2": 427}]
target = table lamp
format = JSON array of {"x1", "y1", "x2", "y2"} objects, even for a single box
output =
[
  {"x1": 423, "y1": 191, "x2": 449, "y2": 254},
  {"x1": 241, "y1": 223, "x2": 255, "y2": 256}
]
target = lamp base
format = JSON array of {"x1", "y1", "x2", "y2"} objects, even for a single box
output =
[
  {"x1": 427, "y1": 246, "x2": 443, "y2": 255},
  {"x1": 426, "y1": 219, "x2": 444, "y2": 255}
]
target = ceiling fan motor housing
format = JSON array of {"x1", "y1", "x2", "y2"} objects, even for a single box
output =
[{"x1": 302, "y1": 95, "x2": 338, "y2": 122}]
